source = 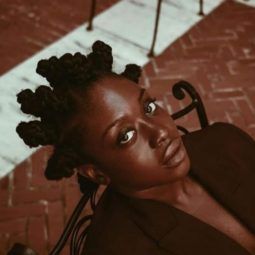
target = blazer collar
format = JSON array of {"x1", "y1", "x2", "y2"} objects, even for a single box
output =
[
  {"x1": 123, "y1": 123, "x2": 255, "y2": 255},
  {"x1": 126, "y1": 196, "x2": 178, "y2": 241},
  {"x1": 182, "y1": 124, "x2": 255, "y2": 233},
  {"x1": 126, "y1": 189, "x2": 250, "y2": 255},
  {"x1": 158, "y1": 205, "x2": 252, "y2": 255}
]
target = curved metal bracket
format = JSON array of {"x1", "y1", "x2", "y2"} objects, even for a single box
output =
[{"x1": 170, "y1": 80, "x2": 209, "y2": 130}]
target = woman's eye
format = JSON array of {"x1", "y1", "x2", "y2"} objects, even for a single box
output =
[
  {"x1": 145, "y1": 100, "x2": 157, "y2": 115},
  {"x1": 118, "y1": 130, "x2": 135, "y2": 144}
]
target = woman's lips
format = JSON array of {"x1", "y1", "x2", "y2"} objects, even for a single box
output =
[{"x1": 162, "y1": 138, "x2": 185, "y2": 167}]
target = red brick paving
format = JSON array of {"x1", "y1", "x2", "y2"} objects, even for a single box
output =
[
  {"x1": 145, "y1": 0, "x2": 255, "y2": 135},
  {"x1": 0, "y1": 0, "x2": 118, "y2": 75},
  {"x1": 1, "y1": 0, "x2": 255, "y2": 254}
]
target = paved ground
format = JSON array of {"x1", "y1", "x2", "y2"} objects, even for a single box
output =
[
  {"x1": 0, "y1": 0, "x2": 119, "y2": 75},
  {"x1": 0, "y1": 0, "x2": 255, "y2": 254},
  {"x1": 145, "y1": 0, "x2": 255, "y2": 135}
]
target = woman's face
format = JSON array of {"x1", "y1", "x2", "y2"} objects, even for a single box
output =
[{"x1": 77, "y1": 75, "x2": 191, "y2": 194}]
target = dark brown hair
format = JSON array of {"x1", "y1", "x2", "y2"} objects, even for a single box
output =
[{"x1": 16, "y1": 40, "x2": 142, "y2": 186}]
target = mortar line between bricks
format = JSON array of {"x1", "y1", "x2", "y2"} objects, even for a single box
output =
[
  {"x1": 43, "y1": 215, "x2": 49, "y2": 254},
  {"x1": 234, "y1": 96, "x2": 255, "y2": 114},
  {"x1": 44, "y1": 201, "x2": 50, "y2": 253},
  {"x1": 228, "y1": 98, "x2": 243, "y2": 112},
  {"x1": 213, "y1": 87, "x2": 243, "y2": 92},
  {"x1": 8, "y1": 172, "x2": 14, "y2": 207},
  {"x1": 213, "y1": 96, "x2": 245, "y2": 102},
  {"x1": 225, "y1": 111, "x2": 234, "y2": 123},
  {"x1": 243, "y1": 93, "x2": 255, "y2": 115},
  {"x1": 151, "y1": 58, "x2": 160, "y2": 73},
  {"x1": 27, "y1": 157, "x2": 32, "y2": 190}
]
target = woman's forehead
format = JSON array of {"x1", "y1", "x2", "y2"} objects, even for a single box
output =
[
  {"x1": 78, "y1": 76, "x2": 144, "y2": 138},
  {"x1": 87, "y1": 76, "x2": 142, "y2": 110},
  {"x1": 95, "y1": 75, "x2": 140, "y2": 95}
]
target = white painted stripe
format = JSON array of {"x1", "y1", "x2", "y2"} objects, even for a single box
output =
[
  {"x1": 235, "y1": 0, "x2": 255, "y2": 7},
  {"x1": 0, "y1": 0, "x2": 226, "y2": 178}
]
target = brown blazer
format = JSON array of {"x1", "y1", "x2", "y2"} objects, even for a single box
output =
[{"x1": 82, "y1": 122, "x2": 255, "y2": 255}]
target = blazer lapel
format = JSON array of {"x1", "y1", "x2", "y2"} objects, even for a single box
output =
[
  {"x1": 127, "y1": 193, "x2": 250, "y2": 255},
  {"x1": 229, "y1": 171, "x2": 255, "y2": 233},
  {"x1": 127, "y1": 197, "x2": 178, "y2": 241},
  {"x1": 158, "y1": 204, "x2": 251, "y2": 255},
  {"x1": 127, "y1": 123, "x2": 255, "y2": 255},
  {"x1": 182, "y1": 122, "x2": 255, "y2": 233}
]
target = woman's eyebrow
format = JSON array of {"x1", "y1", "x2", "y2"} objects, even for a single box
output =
[{"x1": 102, "y1": 88, "x2": 147, "y2": 140}]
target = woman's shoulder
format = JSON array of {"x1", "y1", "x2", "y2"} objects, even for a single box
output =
[
  {"x1": 82, "y1": 188, "x2": 135, "y2": 253},
  {"x1": 182, "y1": 121, "x2": 255, "y2": 155},
  {"x1": 82, "y1": 187, "x2": 168, "y2": 255},
  {"x1": 181, "y1": 123, "x2": 255, "y2": 234},
  {"x1": 87, "y1": 187, "x2": 131, "y2": 229},
  {"x1": 207, "y1": 122, "x2": 254, "y2": 144},
  {"x1": 182, "y1": 121, "x2": 255, "y2": 182},
  {"x1": 183, "y1": 121, "x2": 254, "y2": 140}
]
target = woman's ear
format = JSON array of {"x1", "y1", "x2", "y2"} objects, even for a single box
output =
[{"x1": 76, "y1": 164, "x2": 111, "y2": 185}]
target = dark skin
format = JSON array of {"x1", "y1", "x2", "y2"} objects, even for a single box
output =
[
  {"x1": 74, "y1": 75, "x2": 255, "y2": 254},
  {"x1": 74, "y1": 75, "x2": 203, "y2": 209}
]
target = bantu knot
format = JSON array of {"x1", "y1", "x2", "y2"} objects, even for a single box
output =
[
  {"x1": 16, "y1": 120, "x2": 57, "y2": 148},
  {"x1": 17, "y1": 88, "x2": 40, "y2": 117},
  {"x1": 45, "y1": 146, "x2": 83, "y2": 180},
  {"x1": 17, "y1": 86, "x2": 70, "y2": 121},
  {"x1": 121, "y1": 64, "x2": 142, "y2": 83},
  {"x1": 87, "y1": 40, "x2": 113, "y2": 73}
]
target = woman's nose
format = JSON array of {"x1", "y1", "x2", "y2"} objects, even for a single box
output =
[
  {"x1": 141, "y1": 120, "x2": 169, "y2": 148},
  {"x1": 152, "y1": 127, "x2": 169, "y2": 148}
]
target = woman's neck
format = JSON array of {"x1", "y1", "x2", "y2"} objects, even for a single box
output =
[{"x1": 117, "y1": 174, "x2": 203, "y2": 209}]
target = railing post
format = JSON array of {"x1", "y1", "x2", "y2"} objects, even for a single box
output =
[
  {"x1": 148, "y1": 0, "x2": 163, "y2": 58},
  {"x1": 87, "y1": 0, "x2": 96, "y2": 31},
  {"x1": 198, "y1": 0, "x2": 204, "y2": 16}
]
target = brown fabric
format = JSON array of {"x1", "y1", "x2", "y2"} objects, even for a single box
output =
[{"x1": 82, "y1": 122, "x2": 255, "y2": 255}]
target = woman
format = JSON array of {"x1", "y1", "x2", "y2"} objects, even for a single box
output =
[{"x1": 16, "y1": 40, "x2": 255, "y2": 255}]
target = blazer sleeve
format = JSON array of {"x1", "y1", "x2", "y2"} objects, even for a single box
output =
[
  {"x1": 216, "y1": 122, "x2": 255, "y2": 148},
  {"x1": 212, "y1": 121, "x2": 255, "y2": 177},
  {"x1": 212, "y1": 122, "x2": 255, "y2": 233}
]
